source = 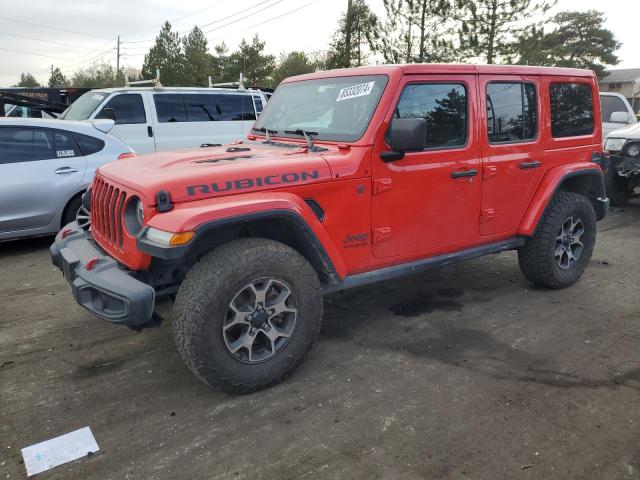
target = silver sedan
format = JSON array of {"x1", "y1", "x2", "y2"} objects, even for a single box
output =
[{"x1": 0, "y1": 117, "x2": 133, "y2": 241}]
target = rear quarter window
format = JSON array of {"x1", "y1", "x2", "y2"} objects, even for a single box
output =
[
  {"x1": 550, "y1": 83, "x2": 594, "y2": 138},
  {"x1": 74, "y1": 133, "x2": 105, "y2": 156}
]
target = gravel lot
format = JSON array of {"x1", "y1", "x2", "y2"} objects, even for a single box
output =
[{"x1": 1, "y1": 204, "x2": 639, "y2": 480}]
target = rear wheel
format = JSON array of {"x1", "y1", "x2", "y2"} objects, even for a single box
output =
[
  {"x1": 173, "y1": 238, "x2": 323, "y2": 393},
  {"x1": 61, "y1": 194, "x2": 82, "y2": 227},
  {"x1": 518, "y1": 192, "x2": 596, "y2": 289}
]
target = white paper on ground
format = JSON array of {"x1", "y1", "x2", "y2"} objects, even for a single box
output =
[{"x1": 21, "y1": 427, "x2": 100, "y2": 477}]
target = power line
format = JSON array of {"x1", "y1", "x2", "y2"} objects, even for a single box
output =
[
  {"x1": 0, "y1": 46, "x2": 73, "y2": 61},
  {"x1": 0, "y1": 31, "x2": 96, "y2": 51},
  {"x1": 0, "y1": 15, "x2": 112, "y2": 40},
  {"x1": 201, "y1": 0, "x2": 287, "y2": 35}
]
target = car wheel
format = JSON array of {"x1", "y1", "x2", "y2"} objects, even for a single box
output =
[
  {"x1": 518, "y1": 192, "x2": 596, "y2": 289},
  {"x1": 172, "y1": 238, "x2": 323, "y2": 393},
  {"x1": 61, "y1": 195, "x2": 83, "y2": 228}
]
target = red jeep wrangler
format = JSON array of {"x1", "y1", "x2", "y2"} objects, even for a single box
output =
[{"x1": 51, "y1": 65, "x2": 609, "y2": 393}]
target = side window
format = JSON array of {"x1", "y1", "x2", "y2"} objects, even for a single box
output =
[
  {"x1": 253, "y1": 95, "x2": 264, "y2": 114},
  {"x1": 154, "y1": 95, "x2": 187, "y2": 122},
  {"x1": 486, "y1": 82, "x2": 537, "y2": 143},
  {"x1": 74, "y1": 133, "x2": 105, "y2": 156},
  {"x1": 600, "y1": 96, "x2": 629, "y2": 124},
  {"x1": 395, "y1": 83, "x2": 467, "y2": 149},
  {"x1": 183, "y1": 94, "x2": 218, "y2": 122},
  {"x1": 213, "y1": 94, "x2": 256, "y2": 121},
  {"x1": 53, "y1": 131, "x2": 82, "y2": 158},
  {"x1": 97, "y1": 94, "x2": 146, "y2": 124},
  {"x1": 0, "y1": 127, "x2": 54, "y2": 163},
  {"x1": 550, "y1": 83, "x2": 594, "y2": 138}
]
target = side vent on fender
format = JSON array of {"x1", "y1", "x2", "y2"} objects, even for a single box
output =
[{"x1": 304, "y1": 199, "x2": 325, "y2": 222}]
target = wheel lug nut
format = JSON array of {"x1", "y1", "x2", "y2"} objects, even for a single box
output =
[
  {"x1": 268, "y1": 309, "x2": 275, "y2": 315},
  {"x1": 245, "y1": 314, "x2": 252, "y2": 321},
  {"x1": 250, "y1": 327, "x2": 257, "y2": 335},
  {"x1": 262, "y1": 323, "x2": 270, "y2": 331}
]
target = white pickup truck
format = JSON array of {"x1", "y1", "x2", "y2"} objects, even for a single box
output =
[{"x1": 60, "y1": 87, "x2": 269, "y2": 154}]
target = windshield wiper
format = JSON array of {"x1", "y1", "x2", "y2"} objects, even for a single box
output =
[
  {"x1": 252, "y1": 127, "x2": 278, "y2": 143},
  {"x1": 284, "y1": 129, "x2": 323, "y2": 151}
]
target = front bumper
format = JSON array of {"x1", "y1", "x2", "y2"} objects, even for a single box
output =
[
  {"x1": 50, "y1": 222, "x2": 155, "y2": 326},
  {"x1": 611, "y1": 154, "x2": 640, "y2": 176}
]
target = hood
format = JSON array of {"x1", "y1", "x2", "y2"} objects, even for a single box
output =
[
  {"x1": 606, "y1": 121, "x2": 640, "y2": 140},
  {"x1": 98, "y1": 142, "x2": 333, "y2": 205}
]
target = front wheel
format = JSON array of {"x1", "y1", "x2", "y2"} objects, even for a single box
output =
[
  {"x1": 172, "y1": 238, "x2": 323, "y2": 393},
  {"x1": 518, "y1": 192, "x2": 596, "y2": 289}
]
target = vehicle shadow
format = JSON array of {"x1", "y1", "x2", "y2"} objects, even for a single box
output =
[{"x1": 0, "y1": 235, "x2": 54, "y2": 259}]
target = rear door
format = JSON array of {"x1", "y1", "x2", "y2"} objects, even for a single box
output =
[
  {"x1": 479, "y1": 76, "x2": 545, "y2": 236},
  {"x1": 95, "y1": 93, "x2": 155, "y2": 154},
  {"x1": 0, "y1": 127, "x2": 86, "y2": 233}
]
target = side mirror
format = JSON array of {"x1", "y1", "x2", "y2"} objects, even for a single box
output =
[
  {"x1": 609, "y1": 111, "x2": 631, "y2": 124},
  {"x1": 381, "y1": 118, "x2": 427, "y2": 162},
  {"x1": 99, "y1": 107, "x2": 116, "y2": 122}
]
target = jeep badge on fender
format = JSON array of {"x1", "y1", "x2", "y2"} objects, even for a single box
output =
[{"x1": 51, "y1": 64, "x2": 609, "y2": 394}]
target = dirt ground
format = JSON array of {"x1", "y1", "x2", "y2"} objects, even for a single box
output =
[{"x1": 1, "y1": 204, "x2": 639, "y2": 480}]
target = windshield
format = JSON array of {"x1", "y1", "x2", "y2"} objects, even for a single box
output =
[
  {"x1": 253, "y1": 75, "x2": 388, "y2": 142},
  {"x1": 62, "y1": 91, "x2": 108, "y2": 120}
]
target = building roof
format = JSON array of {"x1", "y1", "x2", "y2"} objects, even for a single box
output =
[{"x1": 600, "y1": 68, "x2": 640, "y2": 83}]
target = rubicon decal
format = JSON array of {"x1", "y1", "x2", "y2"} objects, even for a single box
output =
[{"x1": 186, "y1": 170, "x2": 320, "y2": 196}]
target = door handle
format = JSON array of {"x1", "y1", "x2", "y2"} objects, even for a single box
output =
[
  {"x1": 451, "y1": 169, "x2": 478, "y2": 179},
  {"x1": 55, "y1": 167, "x2": 79, "y2": 174},
  {"x1": 147, "y1": 126, "x2": 154, "y2": 137},
  {"x1": 519, "y1": 160, "x2": 541, "y2": 169}
]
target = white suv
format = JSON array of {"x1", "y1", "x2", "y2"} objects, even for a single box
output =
[{"x1": 60, "y1": 87, "x2": 268, "y2": 154}]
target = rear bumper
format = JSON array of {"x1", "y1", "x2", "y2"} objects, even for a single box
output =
[{"x1": 50, "y1": 223, "x2": 155, "y2": 326}]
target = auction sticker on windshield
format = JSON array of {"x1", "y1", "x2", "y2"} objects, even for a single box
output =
[{"x1": 336, "y1": 81, "x2": 376, "y2": 102}]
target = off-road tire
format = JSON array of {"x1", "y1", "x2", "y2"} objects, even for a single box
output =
[
  {"x1": 605, "y1": 165, "x2": 631, "y2": 206},
  {"x1": 62, "y1": 194, "x2": 82, "y2": 227},
  {"x1": 173, "y1": 238, "x2": 323, "y2": 393},
  {"x1": 518, "y1": 192, "x2": 596, "y2": 289}
]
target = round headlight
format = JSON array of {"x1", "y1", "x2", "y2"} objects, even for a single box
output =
[
  {"x1": 136, "y1": 200, "x2": 144, "y2": 225},
  {"x1": 124, "y1": 197, "x2": 144, "y2": 235},
  {"x1": 627, "y1": 143, "x2": 640, "y2": 158}
]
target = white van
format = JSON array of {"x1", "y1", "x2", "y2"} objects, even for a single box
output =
[
  {"x1": 60, "y1": 87, "x2": 268, "y2": 154},
  {"x1": 600, "y1": 92, "x2": 637, "y2": 140}
]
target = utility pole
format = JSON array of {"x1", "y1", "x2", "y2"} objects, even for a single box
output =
[
  {"x1": 50, "y1": 64, "x2": 53, "y2": 81},
  {"x1": 116, "y1": 35, "x2": 120, "y2": 73},
  {"x1": 345, "y1": 0, "x2": 352, "y2": 67}
]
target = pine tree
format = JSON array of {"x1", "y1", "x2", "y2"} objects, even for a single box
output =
[
  {"x1": 48, "y1": 67, "x2": 68, "y2": 88},
  {"x1": 272, "y1": 51, "x2": 320, "y2": 86},
  {"x1": 141, "y1": 21, "x2": 186, "y2": 86},
  {"x1": 183, "y1": 26, "x2": 214, "y2": 87},
  {"x1": 15, "y1": 73, "x2": 40, "y2": 87},
  {"x1": 327, "y1": 0, "x2": 377, "y2": 69},
  {"x1": 456, "y1": 0, "x2": 555, "y2": 64},
  {"x1": 225, "y1": 35, "x2": 275, "y2": 86},
  {"x1": 511, "y1": 10, "x2": 620, "y2": 77}
]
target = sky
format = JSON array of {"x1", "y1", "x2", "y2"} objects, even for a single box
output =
[{"x1": 0, "y1": 0, "x2": 638, "y2": 87}]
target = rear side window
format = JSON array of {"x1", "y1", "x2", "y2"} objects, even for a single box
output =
[
  {"x1": 75, "y1": 133, "x2": 105, "y2": 156},
  {"x1": 395, "y1": 83, "x2": 467, "y2": 149},
  {"x1": 550, "y1": 83, "x2": 594, "y2": 138},
  {"x1": 487, "y1": 83, "x2": 537, "y2": 143},
  {"x1": 53, "y1": 131, "x2": 81, "y2": 158},
  {"x1": 97, "y1": 94, "x2": 146, "y2": 125},
  {"x1": 0, "y1": 127, "x2": 54, "y2": 163},
  {"x1": 212, "y1": 94, "x2": 256, "y2": 121},
  {"x1": 600, "y1": 95, "x2": 629, "y2": 124},
  {"x1": 154, "y1": 95, "x2": 187, "y2": 122},
  {"x1": 253, "y1": 96, "x2": 264, "y2": 114}
]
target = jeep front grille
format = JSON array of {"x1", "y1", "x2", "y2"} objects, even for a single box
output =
[{"x1": 91, "y1": 177, "x2": 127, "y2": 249}]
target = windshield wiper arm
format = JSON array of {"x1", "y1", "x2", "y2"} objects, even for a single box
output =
[
  {"x1": 284, "y1": 129, "x2": 320, "y2": 150},
  {"x1": 252, "y1": 127, "x2": 278, "y2": 143}
]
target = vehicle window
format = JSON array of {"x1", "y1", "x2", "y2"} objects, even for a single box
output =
[
  {"x1": 253, "y1": 96, "x2": 264, "y2": 114},
  {"x1": 600, "y1": 95, "x2": 629, "y2": 124},
  {"x1": 74, "y1": 133, "x2": 105, "y2": 156},
  {"x1": 154, "y1": 94, "x2": 187, "y2": 122},
  {"x1": 212, "y1": 94, "x2": 256, "y2": 121},
  {"x1": 395, "y1": 83, "x2": 467, "y2": 149},
  {"x1": 97, "y1": 94, "x2": 146, "y2": 124},
  {"x1": 550, "y1": 83, "x2": 594, "y2": 138},
  {"x1": 0, "y1": 127, "x2": 54, "y2": 163},
  {"x1": 183, "y1": 94, "x2": 217, "y2": 122},
  {"x1": 487, "y1": 83, "x2": 537, "y2": 143},
  {"x1": 253, "y1": 75, "x2": 388, "y2": 142},
  {"x1": 53, "y1": 131, "x2": 82, "y2": 158},
  {"x1": 62, "y1": 92, "x2": 108, "y2": 120}
]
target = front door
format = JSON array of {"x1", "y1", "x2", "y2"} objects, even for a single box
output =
[
  {"x1": 479, "y1": 76, "x2": 546, "y2": 236},
  {"x1": 95, "y1": 93, "x2": 155, "y2": 154},
  {"x1": 372, "y1": 75, "x2": 481, "y2": 259}
]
